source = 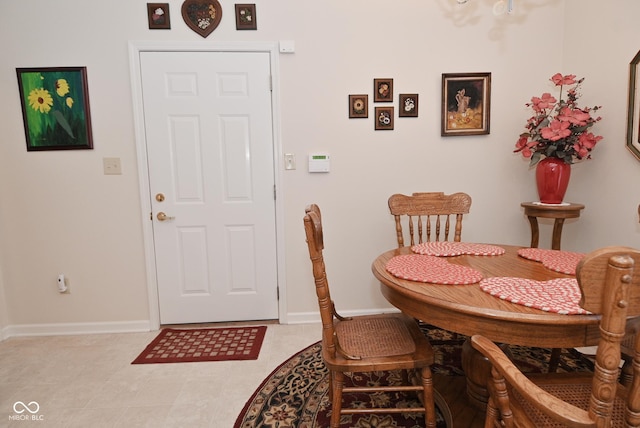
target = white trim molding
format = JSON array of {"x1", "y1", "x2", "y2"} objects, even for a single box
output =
[{"x1": 2, "y1": 320, "x2": 152, "y2": 340}]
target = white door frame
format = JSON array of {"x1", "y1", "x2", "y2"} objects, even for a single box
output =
[{"x1": 128, "y1": 41, "x2": 287, "y2": 330}]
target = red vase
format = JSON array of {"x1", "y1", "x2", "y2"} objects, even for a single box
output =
[{"x1": 535, "y1": 157, "x2": 571, "y2": 204}]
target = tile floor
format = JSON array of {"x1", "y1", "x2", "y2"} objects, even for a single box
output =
[{"x1": 0, "y1": 322, "x2": 320, "y2": 428}]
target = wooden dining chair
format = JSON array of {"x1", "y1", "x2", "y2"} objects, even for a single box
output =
[
  {"x1": 471, "y1": 246, "x2": 640, "y2": 428},
  {"x1": 303, "y1": 204, "x2": 439, "y2": 428},
  {"x1": 388, "y1": 192, "x2": 472, "y2": 248}
]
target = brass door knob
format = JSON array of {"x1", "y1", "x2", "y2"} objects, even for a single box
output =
[{"x1": 156, "y1": 212, "x2": 175, "y2": 221}]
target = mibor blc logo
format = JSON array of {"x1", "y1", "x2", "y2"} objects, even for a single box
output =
[{"x1": 10, "y1": 401, "x2": 43, "y2": 421}]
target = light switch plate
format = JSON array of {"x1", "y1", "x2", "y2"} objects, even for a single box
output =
[
  {"x1": 103, "y1": 157, "x2": 122, "y2": 175},
  {"x1": 284, "y1": 153, "x2": 296, "y2": 170}
]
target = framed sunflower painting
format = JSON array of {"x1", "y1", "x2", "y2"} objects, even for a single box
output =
[
  {"x1": 348, "y1": 94, "x2": 368, "y2": 118},
  {"x1": 16, "y1": 67, "x2": 93, "y2": 151}
]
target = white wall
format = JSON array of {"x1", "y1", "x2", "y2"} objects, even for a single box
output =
[
  {"x1": 0, "y1": 0, "x2": 639, "y2": 335},
  {"x1": 561, "y1": 1, "x2": 640, "y2": 249}
]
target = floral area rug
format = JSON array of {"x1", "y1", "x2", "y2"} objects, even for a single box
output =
[
  {"x1": 422, "y1": 323, "x2": 593, "y2": 376},
  {"x1": 234, "y1": 324, "x2": 594, "y2": 428}
]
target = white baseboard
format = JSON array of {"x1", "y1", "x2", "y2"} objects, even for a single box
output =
[
  {"x1": 1, "y1": 320, "x2": 152, "y2": 340},
  {"x1": 0, "y1": 308, "x2": 401, "y2": 340}
]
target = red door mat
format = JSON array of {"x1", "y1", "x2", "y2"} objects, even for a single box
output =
[{"x1": 131, "y1": 326, "x2": 267, "y2": 364}]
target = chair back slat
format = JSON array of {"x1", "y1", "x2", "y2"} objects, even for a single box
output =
[
  {"x1": 576, "y1": 247, "x2": 640, "y2": 425},
  {"x1": 577, "y1": 246, "x2": 640, "y2": 315},
  {"x1": 388, "y1": 192, "x2": 471, "y2": 247},
  {"x1": 303, "y1": 204, "x2": 336, "y2": 358}
]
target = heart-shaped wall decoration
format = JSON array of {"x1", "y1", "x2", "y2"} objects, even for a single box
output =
[{"x1": 181, "y1": 0, "x2": 222, "y2": 38}]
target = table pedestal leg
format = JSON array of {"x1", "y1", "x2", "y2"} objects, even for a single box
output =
[
  {"x1": 551, "y1": 218, "x2": 565, "y2": 250},
  {"x1": 461, "y1": 338, "x2": 512, "y2": 410},
  {"x1": 526, "y1": 216, "x2": 539, "y2": 248}
]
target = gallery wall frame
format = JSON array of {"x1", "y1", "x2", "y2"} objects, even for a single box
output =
[
  {"x1": 235, "y1": 4, "x2": 257, "y2": 30},
  {"x1": 348, "y1": 94, "x2": 368, "y2": 118},
  {"x1": 375, "y1": 106, "x2": 394, "y2": 130},
  {"x1": 626, "y1": 49, "x2": 640, "y2": 161},
  {"x1": 399, "y1": 93, "x2": 418, "y2": 117},
  {"x1": 16, "y1": 66, "x2": 94, "y2": 151},
  {"x1": 374, "y1": 78, "x2": 393, "y2": 102},
  {"x1": 147, "y1": 3, "x2": 171, "y2": 29},
  {"x1": 441, "y1": 72, "x2": 491, "y2": 136},
  {"x1": 182, "y1": 0, "x2": 222, "y2": 38}
]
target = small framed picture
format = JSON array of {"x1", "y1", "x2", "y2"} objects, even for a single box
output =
[
  {"x1": 147, "y1": 3, "x2": 171, "y2": 29},
  {"x1": 374, "y1": 78, "x2": 393, "y2": 102},
  {"x1": 348, "y1": 94, "x2": 368, "y2": 118},
  {"x1": 181, "y1": 0, "x2": 222, "y2": 38},
  {"x1": 441, "y1": 72, "x2": 491, "y2": 136},
  {"x1": 399, "y1": 94, "x2": 419, "y2": 117},
  {"x1": 626, "y1": 49, "x2": 640, "y2": 161},
  {"x1": 375, "y1": 106, "x2": 394, "y2": 130},
  {"x1": 235, "y1": 4, "x2": 257, "y2": 30},
  {"x1": 16, "y1": 66, "x2": 94, "y2": 151}
]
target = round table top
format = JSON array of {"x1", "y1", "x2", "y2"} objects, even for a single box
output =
[{"x1": 372, "y1": 245, "x2": 615, "y2": 348}]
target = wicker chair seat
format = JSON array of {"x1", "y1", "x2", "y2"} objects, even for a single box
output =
[
  {"x1": 512, "y1": 379, "x2": 627, "y2": 427},
  {"x1": 335, "y1": 314, "x2": 419, "y2": 358}
]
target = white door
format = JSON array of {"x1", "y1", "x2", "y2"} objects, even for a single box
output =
[{"x1": 140, "y1": 51, "x2": 279, "y2": 324}]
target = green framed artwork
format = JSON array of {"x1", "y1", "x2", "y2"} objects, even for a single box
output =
[{"x1": 16, "y1": 66, "x2": 93, "y2": 151}]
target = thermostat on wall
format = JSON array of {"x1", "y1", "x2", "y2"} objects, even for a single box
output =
[{"x1": 308, "y1": 154, "x2": 330, "y2": 173}]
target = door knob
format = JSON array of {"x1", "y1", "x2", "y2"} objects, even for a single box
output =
[{"x1": 156, "y1": 212, "x2": 175, "y2": 221}]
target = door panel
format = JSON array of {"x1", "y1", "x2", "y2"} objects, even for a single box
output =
[{"x1": 140, "y1": 51, "x2": 278, "y2": 324}]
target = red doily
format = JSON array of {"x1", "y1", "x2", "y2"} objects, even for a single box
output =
[
  {"x1": 386, "y1": 254, "x2": 483, "y2": 285},
  {"x1": 479, "y1": 277, "x2": 589, "y2": 315},
  {"x1": 411, "y1": 242, "x2": 505, "y2": 257},
  {"x1": 517, "y1": 248, "x2": 584, "y2": 275}
]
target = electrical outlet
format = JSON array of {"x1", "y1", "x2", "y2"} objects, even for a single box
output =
[
  {"x1": 103, "y1": 157, "x2": 122, "y2": 175},
  {"x1": 57, "y1": 274, "x2": 69, "y2": 293}
]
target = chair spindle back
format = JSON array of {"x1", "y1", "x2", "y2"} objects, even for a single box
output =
[{"x1": 388, "y1": 192, "x2": 472, "y2": 247}]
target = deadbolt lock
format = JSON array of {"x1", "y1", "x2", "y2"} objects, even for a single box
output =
[{"x1": 155, "y1": 193, "x2": 165, "y2": 202}]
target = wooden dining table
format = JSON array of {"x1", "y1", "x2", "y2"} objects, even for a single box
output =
[{"x1": 371, "y1": 244, "x2": 640, "y2": 409}]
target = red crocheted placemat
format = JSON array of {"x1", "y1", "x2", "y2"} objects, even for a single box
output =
[
  {"x1": 479, "y1": 277, "x2": 589, "y2": 315},
  {"x1": 386, "y1": 254, "x2": 483, "y2": 285},
  {"x1": 131, "y1": 326, "x2": 267, "y2": 364},
  {"x1": 517, "y1": 248, "x2": 584, "y2": 275},
  {"x1": 411, "y1": 242, "x2": 506, "y2": 257}
]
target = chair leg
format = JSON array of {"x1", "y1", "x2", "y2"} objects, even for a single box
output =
[
  {"x1": 330, "y1": 371, "x2": 344, "y2": 428},
  {"x1": 420, "y1": 367, "x2": 437, "y2": 428},
  {"x1": 620, "y1": 356, "x2": 634, "y2": 387},
  {"x1": 401, "y1": 368, "x2": 410, "y2": 384},
  {"x1": 548, "y1": 348, "x2": 561, "y2": 372}
]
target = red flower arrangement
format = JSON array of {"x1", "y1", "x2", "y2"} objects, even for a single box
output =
[{"x1": 514, "y1": 73, "x2": 603, "y2": 166}]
